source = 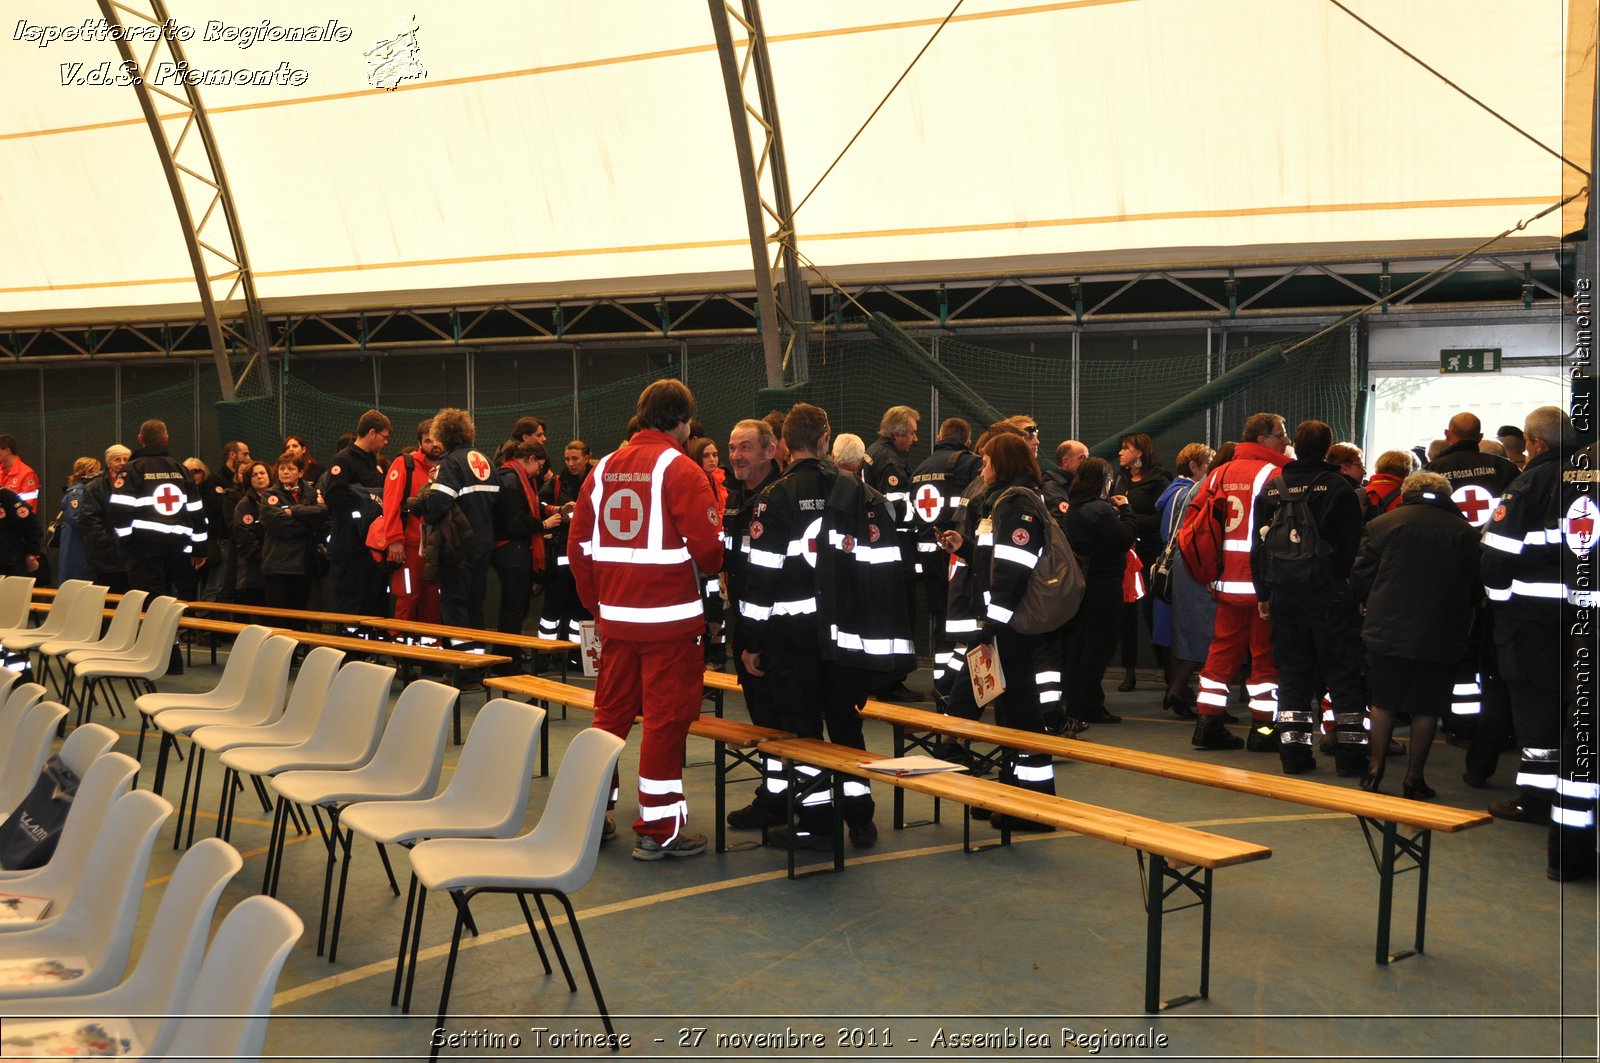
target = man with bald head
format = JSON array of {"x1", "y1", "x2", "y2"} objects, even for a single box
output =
[{"x1": 1042, "y1": 439, "x2": 1088, "y2": 529}]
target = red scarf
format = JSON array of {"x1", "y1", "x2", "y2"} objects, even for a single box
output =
[{"x1": 500, "y1": 461, "x2": 547, "y2": 573}]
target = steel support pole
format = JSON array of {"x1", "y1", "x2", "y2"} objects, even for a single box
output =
[
  {"x1": 100, "y1": 0, "x2": 270, "y2": 401},
  {"x1": 707, "y1": 0, "x2": 805, "y2": 388}
]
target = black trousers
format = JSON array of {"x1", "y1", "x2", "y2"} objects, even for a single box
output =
[
  {"x1": 992, "y1": 626, "x2": 1054, "y2": 795},
  {"x1": 734, "y1": 628, "x2": 783, "y2": 809},
  {"x1": 1269, "y1": 590, "x2": 1367, "y2": 764},
  {"x1": 1495, "y1": 613, "x2": 1561, "y2": 807},
  {"x1": 1063, "y1": 581, "x2": 1122, "y2": 723},
  {"x1": 332, "y1": 548, "x2": 387, "y2": 622},
  {"x1": 490, "y1": 543, "x2": 533, "y2": 638},
  {"x1": 537, "y1": 563, "x2": 590, "y2": 641},
  {"x1": 264, "y1": 573, "x2": 311, "y2": 620},
  {"x1": 764, "y1": 644, "x2": 875, "y2": 829},
  {"x1": 440, "y1": 551, "x2": 491, "y2": 631},
  {"x1": 127, "y1": 548, "x2": 194, "y2": 599}
]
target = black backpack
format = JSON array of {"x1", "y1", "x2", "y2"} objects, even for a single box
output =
[{"x1": 1259, "y1": 476, "x2": 1332, "y2": 588}]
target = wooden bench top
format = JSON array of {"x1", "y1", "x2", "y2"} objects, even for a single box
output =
[
  {"x1": 357, "y1": 617, "x2": 578, "y2": 653},
  {"x1": 759, "y1": 737, "x2": 1271, "y2": 870},
  {"x1": 486, "y1": 674, "x2": 595, "y2": 709},
  {"x1": 689, "y1": 716, "x2": 789, "y2": 747},
  {"x1": 287, "y1": 631, "x2": 509, "y2": 668},
  {"x1": 183, "y1": 600, "x2": 354, "y2": 625},
  {"x1": 702, "y1": 669, "x2": 742, "y2": 692},
  {"x1": 180, "y1": 616, "x2": 249, "y2": 635},
  {"x1": 861, "y1": 702, "x2": 1491, "y2": 834}
]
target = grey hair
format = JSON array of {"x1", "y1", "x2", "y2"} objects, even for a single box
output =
[
  {"x1": 1524, "y1": 406, "x2": 1568, "y2": 448},
  {"x1": 1401, "y1": 471, "x2": 1451, "y2": 499}
]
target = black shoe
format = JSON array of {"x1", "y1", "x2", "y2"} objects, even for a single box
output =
[
  {"x1": 877, "y1": 683, "x2": 924, "y2": 703},
  {"x1": 1163, "y1": 695, "x2": 1197, "y2": 720},
  {"x1": 1402, "y1": 777, "x2": 1436, "y2": 801},
  {"x1": 1359, "y1": 769, "x2": 1384, "y2": 793},
  {"x1": 847, "y1": 821, "x2": 879, "y2": 849},
  {"x1": 1462, "y1": 770, "x2": 1490, "y2": 789},
  {"x1": 1334, "y1": 752, "x2": 1368, "y2": 778},
  {"x1": 727, "y1": 801, "x2": 785, "y2": 830},
  {"x1": 1116, "y1": 670, "x2": 1137, "y2": 692},
  {"x1": 1192, "y1": 717, "x2": 1244, "y2": 750},
  {"x1": 1245, "y1": 725, "x2": 1279, "y2": 753},
  {"x1": 1488, "y1": 799, "x2": 1549, "y2": 824},
  {"x1": 1318, "y1": 734, "x2": 1335, "y2": 756},
  {"x1": 1082, "y1": 710, "x2": 1122, "y2": 725},
  {"x1": 931, "y1": 741, "x2": 967, "y2": 764},
  {"x1": 1280, "y1": 752, "x2": 1318, "y2": 776},
  {"x1": 767, "y1": 825, "x2": 833, "y2": 851},
  {"x1": 991, "y1": 813, "x2": 1053, "y2": 833},
  {"x1": 971, "y1": 806, "x2": 992, "y2": 821}
]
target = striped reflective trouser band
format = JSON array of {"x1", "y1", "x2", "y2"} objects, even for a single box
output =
[
  {"x1": 1246, "y1": 681, "x2": 1278, "y2": 724},
  {"x1": 932, "y1": 650, "x2": 957, "y2": 682},
  {"x1": 1552, "y1": 777, "x2": 1599, "y2": 829},
  {"x1": 1332, "y1": 712, "x2": 1368, "y2": 744},
  {"x1": 537, "y1": 617, "x2": 561, "y2": 637},
  {"x1": 762, "y1": 757, "x2": 786, "y2": 794},
  {"x1": 1036, "y1": 669, "x2": 1062, "y2": 705},
  {"x1": 638, "y1": 775, "x2": 688, "y2": 842},
  {"x1": 1451, "y1": 676, "x2": 1483, "y2": 716},
  {"x1": 1277, "y1": 709, "x2": 1317, "y2": 745},
  {"x1": 946, "y1": 646, "x2": 968, "y2": 675},
  {"x1": 1195, "y1": 675, "x2": 1230, "y2": 712},
  {"x1": 794, "y1": 764, "x2": 832, "y2": 807},
  {"x1": 1515, "y1": 748, "x2": 1559, "y2": 791},
  {"x1": 567, "y1": 619, "x2": 584, "y2": 640},
  {"x1": 1011, "y1": 752, "x2": 1054, "y2": 785}
]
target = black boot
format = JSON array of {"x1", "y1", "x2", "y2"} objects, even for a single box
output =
[{"x1": 1192, "y1": 715, "x2": 1243, "y2": 750}]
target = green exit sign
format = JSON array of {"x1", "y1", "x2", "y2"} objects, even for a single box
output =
[{"x1": 1440, "y1": 348, "x2": 1501, "y2": 374}]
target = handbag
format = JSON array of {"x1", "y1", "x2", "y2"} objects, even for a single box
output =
[
  {"x1": 44, "y1": 511, "x2": 63, "y2": 550},
  {"x1": 1148, "y1": 480, "x2": 1201, "y2": 604},
  {"x1": 0, "y1": 756, "x2": 80, "y2": 870}
]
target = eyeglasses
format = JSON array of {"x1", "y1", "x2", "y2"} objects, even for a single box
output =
[{"x1": 1023, "y1": 426, "x2": 1039, "y2": 437}]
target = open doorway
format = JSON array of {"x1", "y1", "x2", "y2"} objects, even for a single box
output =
[{"x1": 1368, "y1": 371, "x2": 1566, "y2": 457}]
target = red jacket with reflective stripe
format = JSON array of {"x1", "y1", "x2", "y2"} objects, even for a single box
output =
[
  {"x1": 1186, "y1": 441, "x2": 1289, "y2": 605},
  {"x1": 568, "y1": 429, "x2": 724, "y2": 642}
]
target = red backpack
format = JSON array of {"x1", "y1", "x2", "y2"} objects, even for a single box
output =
[{"x1": 1176, "y1": 463, "x2": 1230, "y2": 592}]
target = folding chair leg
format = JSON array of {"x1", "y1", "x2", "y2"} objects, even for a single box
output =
[
  {"x1": 329, "y1": 827, "x2": 356, "y2": 964},
  {"x1": 375, "y1": 842, "x2": 400, "y2": 896},
  {"x1": 251, "y1": 775, "x2": 273, "y2": 814},
  {"x1": 152, "y1": 733, "x2": 173, "y2": 796},
  {"x1": 184, "y1": 749, "x2": 206, "y2": 850},
  {"x1": 532, "y1": 893, "x2": 577, "y2": 991},
  {"x1": 172, "y1": 736, "x2": 196, "y2": 849},
  {"x1": 514, "y1": 894, "x2": 554, "y2": 975},
  {"x1": 134, "y1": 712, "x2": 148, "y2": 769},
  {"x1": 551, "y1": 890, "x2": 617, "y2": 1045},
  {"x1": 403, "y1": 881, "x2": 429, "y2": 1014},
  {"x1": 392, "y1": 873, "x2": 419, "y2": 1007},
  {"x1": 316, "y1": 808, "x2": 341, "y2": 957},
  {"x1": 428, "y1": 898, "x2": 472, "y2": 1062}
]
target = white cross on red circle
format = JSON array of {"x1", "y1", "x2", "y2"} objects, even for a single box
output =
[
  {"x1": 153, "y1": 483, "x2": 184, "y2": 516},
  {"x1": 914, "y1": 483, "x2": 943, "y2": 522},
  {"x1": 603, "y1": 489, "x2": 644, "y2": 540}
]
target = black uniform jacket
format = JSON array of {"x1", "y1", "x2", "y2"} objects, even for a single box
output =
[{"x1": 1351, "y1": 489, "x2": 1483, "y2": 664}]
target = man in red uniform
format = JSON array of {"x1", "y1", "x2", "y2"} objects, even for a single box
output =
[
  {"x1": 0, "y1": 435, "x2": 40, "y2": 509},
  {"x1": 1186, "y1": 412, "x2": 1291, "y2": 750},
  {"x1": 569, "y1": 379, "x2": 724, "y2": 860},
  {"x1": 369, "y1": 418, "x2": 444, "y2": 623}
]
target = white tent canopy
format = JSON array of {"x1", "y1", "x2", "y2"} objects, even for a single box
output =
[{"x1": 0, "y1": 0, "x2": 1586, "y2": 325}]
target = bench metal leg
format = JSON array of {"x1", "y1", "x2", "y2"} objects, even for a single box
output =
[
  {"x1": 1138, "y1": 852, "x2": 1213, "y2": 1012},
  {"x1": 1358, "y1": 818, "x2": 1432, "y2": 964},
  {"x1": 713, "y1": 740, "x2": 767, "y2": 854},
  {"x1": 889, "y1": 724, "x2": 941, "y2": 830},
  {"x1": 781, "y1": 761, "x2": 844, "y2": 879}
]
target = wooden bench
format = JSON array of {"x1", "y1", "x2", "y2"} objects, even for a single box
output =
[
  {"x1": 484, "y1": 674, "x2": 789, "y2": 853},
  {"x1": 357, "y1": 617, "x2": 579, "y2": 681},
  {"x1": 700, "y1": 668, "x2": 741, "y2": 717},
  {"x1": 758, "y1": 735, "x2": 1270, "y2": 1011},
  {"x1": 862, "y1": 700, "x2": 1492, "y2": 967},
  {"x1": 184, "y1": 600, "x2": 354, "y2": 629}
]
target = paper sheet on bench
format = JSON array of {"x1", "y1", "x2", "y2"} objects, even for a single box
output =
[{"x1": 859, "y1": 756, "x2": 969, "y2": 776}]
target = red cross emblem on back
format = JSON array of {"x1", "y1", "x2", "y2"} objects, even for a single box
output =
[
  {"x1": 467, "y1": 450, "x2": 492, "y2": 480},
  {"x1": 153, "y1": 483, "x2": 184, "y2": 516},
  {"x1": 603, "y1": 489, "x2": 644, "y2": 541},
  {"x1": 914, "y1": 483, "x2": 943, "y2": 522},
  {"x1": 1451, "y1": 484, "x2": 1494, "y2": 527}
]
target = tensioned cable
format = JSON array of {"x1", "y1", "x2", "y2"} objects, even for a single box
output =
[
  {"x1": 1326, "y1": 0, "x2": 1589, "y2": 177},
  {"x1": 790, "y1": 0, "x2": 965, "y2": 219},
  {"x1": 1282, "y1": 191, "x2": 1583, "y2": 357}
]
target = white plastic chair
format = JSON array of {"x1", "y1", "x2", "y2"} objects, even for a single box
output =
[
  {"x1": 337, "y1": 699, "x2": 546, "y2": 1010},
  {"x1": 0, "y1": 746, "x2": 137, "y2": 886},
  {"x1": 0, "y1": 789, "x2": 171, "y2": 998},
  {"x1": 219, "y1": 660, "x2": 395, "y2": 894},
  {"x1": 71, "y1": 597, "x2": 186, "y2": 727},
  {"x1": 0, "y1": 576, "x2": 36, "y2": 632},
  {"x1": 0, "y1": 680, "x2": 45, "y2": 756},
  {"x1": 41, "y1": 589, "x2": 148, "y2": 707},
  {"x1": 0, "y1": 836, "x2": 242, "y2": 1056},
  {"x1": 3, "y1": 582, "x2": 105, "y2": 692},
  {"x1": 152, "y1": 895, "x2": 303, "y2": 1063},
  {"x1": 272, "y1": 679, "x2": 457, "y2": 959},
  {"x1": 193, "y1": 646, "x2": 345, "y2": 843},
  {"x1": 0, "y1": 700, "x2": 69, "y2": 817},
  {"x1": 133, "y1": 623, "x2": 272, "y2": 774},
  {"x1": 409, "y1": 728, "x2": 626, "y2": 1053},
  {"x1": 159, "y1": 634, "x2": 295, "y2": 849},
  {"x1": 0, "y1": 579, "x2": 87, "y2": 642}
]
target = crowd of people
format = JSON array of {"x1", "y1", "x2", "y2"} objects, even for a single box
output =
[{"x1": 0, "y1": 387, "x2": 1591, "y2": 881}]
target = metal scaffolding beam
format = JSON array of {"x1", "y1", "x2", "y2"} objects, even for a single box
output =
[{"x1": 99, "y1": 0, "x2": 270, "y2": 400}]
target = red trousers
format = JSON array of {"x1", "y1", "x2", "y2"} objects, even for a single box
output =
[
  {"x1": 590, "y1": 633, "x2": 703, "y2": 843},
  {"x1": 390, "y1": 544, "x2": 441, "y2": 624},
  {"x1": 1197, "y1": 600, "x2": 1278, "y2": 721}
]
